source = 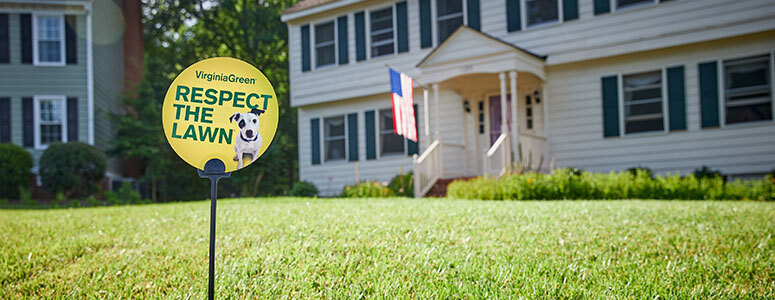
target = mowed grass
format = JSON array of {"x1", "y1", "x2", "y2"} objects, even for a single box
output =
[{"x1": 1, "y1": 198, "x2": 774, "y2": 299}]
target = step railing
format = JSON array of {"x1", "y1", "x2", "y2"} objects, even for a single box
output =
[
  {"x1": 518, "y1": 133, "x2": 548, "y2": 172},
  {"x1": 413, "y1": 140, "x2": 442, "y2": 198},
  {"x1": 483, "y1": 133, "x2": 511, "y2": 177}
]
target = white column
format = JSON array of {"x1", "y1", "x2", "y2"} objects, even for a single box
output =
[
  {"x1": 433, "y1": 83, "x2": 440, "y2": 141},
  {"x1": 509, "y1": 71, "x2": 519, "y2": 164},
  {"x1": 423, "y1": 88, "x2": 430, "y2": 137},
  {"x1": 499, "y1": 72, "x2": 508, "y2": 135}
]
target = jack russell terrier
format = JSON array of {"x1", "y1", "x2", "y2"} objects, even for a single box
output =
[{"x1": 230, "y1": 108, "x2": 264, "y2": 168}]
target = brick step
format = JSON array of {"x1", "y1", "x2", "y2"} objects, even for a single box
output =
[{"x1": 424, "y1": 177, "x2": 476, "y2": 197}]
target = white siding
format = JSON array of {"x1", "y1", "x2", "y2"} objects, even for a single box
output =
[{"x1": 545, "y1": 32, "x2": 775, "y2": 176}]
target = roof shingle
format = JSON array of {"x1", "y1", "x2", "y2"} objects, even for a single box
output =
[{"x1": 283, "y1": 0, "x2": 341, "y2": 15}]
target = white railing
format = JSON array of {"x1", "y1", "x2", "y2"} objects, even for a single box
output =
[
  {"x1": 518, "y1": 133, "x2": 548, "y2": 172},
  {"x1": 413, "y1": 140, "x2": 442, "y2": 198},
  {"x1": 484, "y1": 133, "x2": 511, "y2": 177}
]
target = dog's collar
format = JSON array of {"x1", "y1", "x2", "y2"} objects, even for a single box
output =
[{"x1": 240, "y1": 133, "x2": 259, "y2": 143}]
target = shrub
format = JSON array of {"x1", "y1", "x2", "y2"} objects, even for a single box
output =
[
  {"x1": 289, "y1": 181, "x2": 318, "y2": 197},
  {"x1": 626, "y1": 166, "x2": 653, "y2": 179},
  {"x1": 19, "y1": 187, "x2": 35, "y2": 206},
  {"x1": 118, "y1": 182, "x2": 142, "y2": 204},
  {"x1": 341, "y1": 181, "x2": 394, "y2": 198},
  {"x1": 39, "y1": 142, "x2": 106, "y2": 198},
  {"x1": 0, "y1": 143, "x2": 33, "y2": 199},
  {"x1": 104, "y1": 190, "x2": 119, "y2": 205},
  {"x1": 85, "y1": 196, "x2": 100, "y2": 207},
  {"x1": 447, "y1": 168, "x2": 775, "y2": 201},
  {"x1": 388, "y1": 172, "x2": 413, "y2": 197},
  {"x1": 693, "y1": 166, "x2": 722, "y2": 180},
  {"x1": 55, "y1": 192, "x2": 67, "y2": 204}
]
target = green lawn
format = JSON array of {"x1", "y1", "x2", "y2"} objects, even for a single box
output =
[{"x1": 1, "y1": 198, "x2": 774, "y2": 299}]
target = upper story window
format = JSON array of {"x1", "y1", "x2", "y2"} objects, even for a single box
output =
[
  {"x1": 623, "y1": 70, "x2": 664, "y2": 134},
  {"x1": 616, "y1": 0, "x2": 656, "y2": 10},
  {"x1": 379, "y1": 109, "x2": 405, "y2": 155},
  {"x1": 314, "y1": 21, "x2": 336, "y2": 67},
  {"x1": 526, "y1": 0, "x2": 559, "y2": 27},
  {"x1": 324, "y1": 116, "x2": 346, "y2": 161},
  {"x1": 723, "y1": 54, "x2": 772, "y2": 125},
  {"x1": 34, "y1": 15, "x2": 65, "y2": 66},
  {"x1": 34, "y1": 95, "x2": 66, "y2": 149},
  {"x1": 370, "y1": 7, "x2": 395, "y2": 58},
  {"x1": 437, "y1": 0, "x2": 464, "y2": 42}
]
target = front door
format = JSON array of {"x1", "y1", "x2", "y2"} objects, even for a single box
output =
[{"x1": 488, "y1": 95, "x2": 512, "y2": 146}]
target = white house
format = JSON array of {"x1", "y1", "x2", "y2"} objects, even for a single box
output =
[{"x1": 281, "y1": 0, "x2": 775, "y2": 196}]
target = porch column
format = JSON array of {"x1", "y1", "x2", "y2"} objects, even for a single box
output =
[
  {"x1": 499, "y1": 72, "x2": 508, "y2": 136},
  {"x1": 433, "y1": 83, "x2": 440, "y2": 141},
  {"x1": 509, "y1": 71, "x2": 520, "y2": 164}
]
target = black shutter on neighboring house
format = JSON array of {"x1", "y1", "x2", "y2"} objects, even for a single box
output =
[
  {"x1": 301, "y1": 24, "x2": 311, "y2": 72},
  {"x1": 699, "y1": 61, "x2": 720, "y2": 128},
  {"x1": 467, "y1": 0, "x2": 481, "y2": 30},
  {"x1": 20, "y1": 14, "x2": 32, "y2": 64},
  {"x1": 407, "y1": 104, "x2": 419, "y2": 156},
  {"x1": 310, "y1": 118, "x2": 320, "y2": 165},
  {"x1": 563, "y1": 0, "x2": 579, "y2": 21},
  {"x1": 22, "y1": 97, "x2": 33, "y2": 147},
  {"x1": 67, "y1": 97, "x2": 78, "y2": 141},
  {"x1": 506, "y1": 0, "x2": 521, "y2": 32},
  {"x1": 365, "y1": 110, "x2": 376, "y2": 160},
  {"x1": 0, "y1": 14, "x2": 9, "y2": 63},
  {"x1": 0, "y1": 98, "x2": 10, "y2": 143},
  {"x1": 347, "y1": 113, "x2": 359, "y2": 161},
  {"x1": 667, "y1": 66, "x2": 686, "y2": 131},
  {"x1": 355, "y1": 11, "x2": 366, "y2": 61},
  {"x1": 396, "y1": 2, "x2": 409, "y2": 53},
  {"x1": 419, "y1": 0, "x2": 432, "y2": 48},
  {"x1": 65, "y1": 15, "x2": 77, "y2": 64},
  {"x1": 337, "y1": 15, "x2": 348, "y2": 65},
  {"x1": 594, "y1": 0, "x2": 611, "y2": 15},
  {"x1": 601, "y1": 76, "x2": 620, "y2": 137}
]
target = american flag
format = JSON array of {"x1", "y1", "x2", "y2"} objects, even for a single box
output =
[{"x1": 389, "y1": 68, "x2": 417, "y2": 142}]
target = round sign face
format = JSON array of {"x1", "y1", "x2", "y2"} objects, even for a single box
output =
[{"x1": 162, "y1": 57, "x2": 278, "y2": 172}]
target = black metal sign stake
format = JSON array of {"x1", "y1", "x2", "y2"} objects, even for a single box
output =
[{"x1": 198, "y1": 159, "x2": 230, "y2": 300}]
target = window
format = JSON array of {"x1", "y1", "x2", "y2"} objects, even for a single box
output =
[
  {"x1": 379, "y1": 109, "x2": 405, "y2": 155},
  {"x1": 525, "y1": 95, "x2": 533, "y2": 129},
  {"x1": 34, "y1": 96, "x2": 66, "y2": 149},
  {"x1": 622, "y1": 70, "x2": 664, "y2": 134},
  {"x1": 616, "y1": 0, "x2": 655, "y2": 9},
  {"x1": 33, "y1": 15, "x2": 64, "y2": 65},
  {"x1": 437, "y1": 0, "x2": 464, "y2": 43},
  {"x1": 314, "y1": 21, "x2": 336, "y2": 67},
  {"x1": 370, "y1": 7, "x2": 395, "y2": 58},
  {"x1": 526, "y1": 0, "x2": 559, "y2": 27},
  {"x1": 723, "y1": 54, "x2": 772, "y2": 124},
  {"x1": 324, "y1": 116, "x2": 346, "y2": 161}
]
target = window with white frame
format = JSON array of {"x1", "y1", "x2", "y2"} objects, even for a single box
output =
[
  {"x1": 34, "y1": 15, "x2": 65, "y2": 65},
  {"x1": 370, "y1": 6, "x2": 395, "y2": 58},
  {"x1": 437, "y1": 0, "x2": 464, "y2": 43},
  {"x1": 35, "y1": 96, "x2": 66, "y2": 148},
  {"x1": 616, "y1": 0, "x2": 656, "y2": 10},
  {"x1": 314, "y1": 21, "x2": 336, "y2": 67},
  {"x1": 324, "y1": 116, "x2": 346, "y2": 161},
  {"x1": 723, "y1": 54, "x2": 772, "y2": 124},
  {"x1": 526, "y1": 0, "x2": 559, "y2": 27},
  {"x1": 622, "y1": 70, "x2": 664, "y2": 134},
  {"x1": 379, "y1": 109, "x2": 405, "y2": 155}
]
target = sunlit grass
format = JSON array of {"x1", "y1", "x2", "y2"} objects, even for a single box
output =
[{"x1": 1, "y1": 198, "x2": 773, "y2": 299}]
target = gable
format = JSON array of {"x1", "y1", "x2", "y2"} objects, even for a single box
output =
[{"x1": 418, "y1": 26, "x2": 544, "y2": 67}]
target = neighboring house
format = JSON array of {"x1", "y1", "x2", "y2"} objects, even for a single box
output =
[
  {"x1": 0, "y1": 0, "x2": 142, "y2": 191},
  {"x1": 284, "y1": 0, "x2": 775, "y2": 196}
]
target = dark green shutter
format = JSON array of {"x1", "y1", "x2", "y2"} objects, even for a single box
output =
[
  {"x1": 355, "y1": 12, "x2": 366, "y2": 61},
  {"x1": 396, "y1": 2, "x2": 409, "y2": 53},
  {"x1": 67, "y1": 97, "x2": 78, "y2": 141},
  {"x1": 601, "y1": 76, "x2": 620, "y2": 137},
  {"x1": 65, "y1": 15, "x2": 77, "y2": 64},
  {"x1": 467, "y1": 0, "x2": 481, "y2": 30},
  {"x1": 419, "y1": 0, "x2": 432, "y2": 48},
  {"x1": 337, "y1": 16, "x2": 348, "y2": 64},
  {"x1": 20, "y1": 14, "x2": 32, "y2": 64},
  {"x1": 0, "y1": 14, "x2": 8, "y2": 63},
  {"x1": 310, "y1": 118, "x2": 320, "y2": 165},
  {"x1": 407, "y1": 104, "x2": 419, "y2": 155},
  {"x1": 667, "y1": 66, "x2": 686, "y2": 131},
  {"x1": 563, "y1": 0, "x2": 578, "y2": 21},
  {"x1": 594, "y1": 0, "x2": 610, "y2": 15},
  {"x1": 347, "y1": 113, "x2": 359, "y2": 161},
  {"x1": 22, "y1": 97, "x2": 33, "y2": 147},
  {"x1": 698, "y1": 61, "x2": 720, "y2": 128},
  {"x1": 365, "y1": 110, "x2": 376, "y2": 160},
  {"x1": 0, "y1": 98, "x2": 9, "y2": 142},
  {"x1": 506, "y1": 0, "x2": 521, "y2": 32},
  {"x1": 301, "y1": 25, "x2": 310, "y2": 71}
]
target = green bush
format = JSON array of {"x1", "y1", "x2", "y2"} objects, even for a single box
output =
[
  {"x1": 118, "y1": 182, "x2": 142, "y2": 204},
  {"x1": 341, "y1": 181, "x2": 394, "y2": 198},
  {"x1": 84, "y1": 196, "x2": 100, "y2": 207},
  {"x1": 693, "y1": 166, "x2": 722, "y2": 180},
  {"x1": 447, "y1": 168, "x2": 775, "y2": 201},
  {"x1": 104, "y1": 190, "x2": 119, "y2": 205},
  {"x1": 19, "y1": 187, "x2": 34, "y2": 206},
  {"x1": 388, "y1": 172, "x2": 413, "y2": 197},
  {"x1": 289, "y1": 181, "x2": 318, "y2": 197},
  {"x1": 39, "y1": 142, "x2": 106, "y2": 198},
  {"x1": 0, "y1": 143, "x2": 33, "y2": 199}
]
